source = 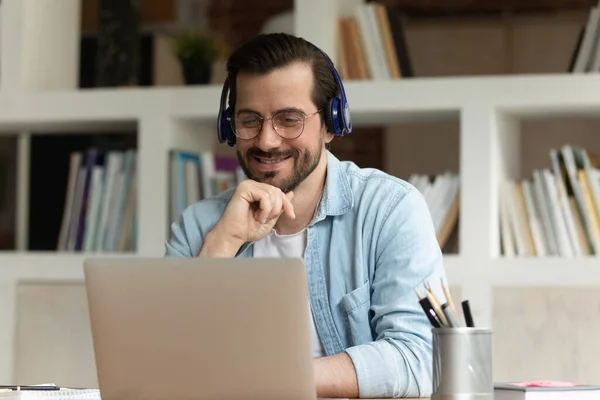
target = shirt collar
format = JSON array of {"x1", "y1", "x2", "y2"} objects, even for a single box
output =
[{"x1": 313, "y1": 150, "x2": 353, "y2": 222}]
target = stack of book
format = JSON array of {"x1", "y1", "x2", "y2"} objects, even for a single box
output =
[
  {"x1": 169, "y1": 150, "x2": 245, "y2": 224},
  {"x1": 500, "y1": 145, "x2": 600, "y2": 257},
  {"x1": 409, "y1": 171, "x2": 460, "y2": 253},
  {"x1": 336, "y1": 2, "x2": 412, "y2": 81},
  {"x1": 57, "y1": 148, "x2": 137, "y2": 253}
]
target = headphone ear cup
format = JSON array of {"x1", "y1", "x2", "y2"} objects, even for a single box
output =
[
  {"x1": 325, "y1": 98, "x2": 336, "y2": 135},
  {"x1": 318, "y1": 48, "x2": 351, "y2": 136},
  {"x1": 218, "y1": 107, "x2": 236, "y2": 146},
  {"x1": 329, "y1": 95, "x2": 344, "y2": 136},
  {"x1": 217, "y1": 77, "x2": 236, "y2": 147}
]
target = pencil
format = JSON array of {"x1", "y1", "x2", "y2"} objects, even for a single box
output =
[
  {"x1": 440, "y1": 277, "x2": 458, "y2": 320},
  {"x1": 424, "y1": 287, "x2": 449, "y2": 327},
  {"x1": 415, "y1": 288, "x2": 423, "y2": 300}
]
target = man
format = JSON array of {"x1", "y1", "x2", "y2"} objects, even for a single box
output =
[{"x1": 166, "y1": 33, "x2": 447, "y2": 399}]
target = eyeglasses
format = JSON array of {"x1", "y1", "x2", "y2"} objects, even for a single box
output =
[{"x1": 228, "y1": 109, "x2": 321, "y2": 140}]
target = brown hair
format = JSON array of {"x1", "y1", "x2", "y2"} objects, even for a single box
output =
[{"x1": 225, "y1": 33, "x2": 338, "y2": 137}]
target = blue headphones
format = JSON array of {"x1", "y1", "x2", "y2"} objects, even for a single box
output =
[{"x1": 217, "y1": 49, "x2": 352, "y2": 147}]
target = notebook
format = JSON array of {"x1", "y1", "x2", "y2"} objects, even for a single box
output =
[
  {"x1": 495, "y1": 380, "x2": 600, "y2": 400},
  {"x1": 0, "y1": 385, "x2": 99, "y2": 400}
]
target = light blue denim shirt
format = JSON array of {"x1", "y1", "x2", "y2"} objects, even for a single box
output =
[{"x1": 165, "y1": 150, "x2": 447, "y2": 398}]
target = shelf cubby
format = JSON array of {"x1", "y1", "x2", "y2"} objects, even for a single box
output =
[
  {"x1": 495, "y1": 111, "x2": 600, "y2": 259},
  {"x1": 27, "y1": 130, "x2": 138, "y2": 254}
]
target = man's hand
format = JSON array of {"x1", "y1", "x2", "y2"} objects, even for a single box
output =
[
  {"x1": 198, "y1": 180, "x2": 295, "y2": 257},
  {"x1": 314, "y1": 353, "x2": 359, "y2": 398}
]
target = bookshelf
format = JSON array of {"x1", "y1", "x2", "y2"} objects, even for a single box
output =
[{"x1": 0, "y1": 0, "x2": 599, "y2": 388}]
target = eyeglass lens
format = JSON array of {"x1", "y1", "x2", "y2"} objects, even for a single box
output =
[{"x1": 232, "y1": 110, "x2": 308, "y2": 140}]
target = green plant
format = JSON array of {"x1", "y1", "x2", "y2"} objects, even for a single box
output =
[{"x1": 172, "y1": 31, "x2": 218, "y2": 66}]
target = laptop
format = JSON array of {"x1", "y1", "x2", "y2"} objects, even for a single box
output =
[{"x1": 83, "y1": 257, "x2": 317, "y2": 400}]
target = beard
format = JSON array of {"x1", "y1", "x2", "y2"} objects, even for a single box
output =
[{"x1": 237, "y1": 140, "x2": 323, "y2": 193}]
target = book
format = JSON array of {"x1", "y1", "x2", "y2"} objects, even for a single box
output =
[
  {"x1": 495, "y1": 381, "x2": 600, "y2": 400},
  {"x1": 0, "y1": 384, "x2": 99, "y2": 400}
]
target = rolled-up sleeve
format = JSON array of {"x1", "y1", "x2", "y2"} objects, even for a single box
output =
[
  {"x1": 345, "y1": 186, "x2": 447, "y2": 398},
  {"x1": 164, "y1": 196, "x2": 231, "y2": 258},
  {"x1": 165, "y1": 216, "x2": 193, "y2": 258}
]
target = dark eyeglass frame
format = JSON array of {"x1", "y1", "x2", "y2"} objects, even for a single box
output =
[{"x1": 227, "y1": 109, "x2": 321, "y2": 140}]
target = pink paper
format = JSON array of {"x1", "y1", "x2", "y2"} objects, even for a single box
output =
[{"x1": 509, "y1": 381, "x2": 576, "y2": 388}]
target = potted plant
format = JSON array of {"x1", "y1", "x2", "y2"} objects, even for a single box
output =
[{"x1": 172, "y1": 31, "x2": 218, "y2": 85}]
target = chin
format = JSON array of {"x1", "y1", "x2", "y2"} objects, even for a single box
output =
[
  {"x1": 256, "y1": 174, "x2": 288, "y2": 189},
  {"x1": 251, "y1": 173, "x2": 298, "y2": 194}
]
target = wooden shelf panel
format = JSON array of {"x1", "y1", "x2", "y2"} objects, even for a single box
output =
[{"x1": 374, "y1": 0, "x2": 595, "y2": 15}]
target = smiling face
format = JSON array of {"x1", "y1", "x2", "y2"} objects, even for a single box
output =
[{"x1": 233, "y1": 62, "x2": 333, "y2": 193}]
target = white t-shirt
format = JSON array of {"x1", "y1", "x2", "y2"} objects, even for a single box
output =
[{"x1": 253, "y1": 229, "x2": 326, "y2": 358}]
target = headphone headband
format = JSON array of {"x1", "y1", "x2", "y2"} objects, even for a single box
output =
[{"x1": 217, "y1": 43, "x2": 351, "y2": 146}]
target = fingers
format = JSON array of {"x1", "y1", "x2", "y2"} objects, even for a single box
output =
[
  {"x1": 282, "y1": 191, "x2": 295, "y2": 219},
  {"x1": 257, "y1": 190, "x2": 273, "y2": 224},
  {"x1": 259, "y1": 187, "x2": 286, "y2": 224},
  {"x1": 263, "y1": 188, "x2": 296, "y2": 222},
  {"x1": 269, "y1": 193, "x2": 283, "y2": 221},
  {"x1": 238, "y1": 181, "x2": 295, "y2": 224}
]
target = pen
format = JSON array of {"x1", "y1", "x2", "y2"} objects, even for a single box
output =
[
  {"x1": 419, "y1": 297, "x2": 442, "y2": 328},
  {"x1": 462, "y1": 300, "x2": 475, "y2": 327},
  {"x1": 442, "y1": 303, "x2": 459, "y2": 327},
  {"x1": 416, "y1": 288, "x2": 443, "y2": 328},
  {"x1": 0, "y1": 386, "x2": 60, "y2": 391}
]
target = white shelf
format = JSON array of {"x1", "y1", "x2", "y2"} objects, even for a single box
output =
[
  {"x1": 347, "y1": 74, "x2": 600, "y2": 122},
  {"x1": 0, "y1": 252, "x2": 138, "y2": 282},
  {"x1": 0, "y1": 74, "x2": 599, "y2": 133},
  {"x1": 13, "y1": 252, "x2": 466, "y2": 283},
  {"x1": 0, "y1": 85, "x2": 223, "y2": 133},
  {"x1": 490, "y1": 257, "x2": 600, "y2": 286},
  {"x1": 444, "y1": 256, "x2": 600, "y2": 287},
  {"x1": 0, "y1": 253, "x2": 594, "y2": 287}
]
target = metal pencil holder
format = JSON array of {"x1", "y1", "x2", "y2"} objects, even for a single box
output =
[{"x1": 431, "y1": 327, "x2": 493, "y2": 400}]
